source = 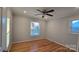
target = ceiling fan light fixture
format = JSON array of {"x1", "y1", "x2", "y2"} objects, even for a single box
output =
[
  {"x1": 24, "y1": 10, "x2": 27, "y2": 13},
  {"x1": 42, "y1": 15, "x2": 44, "y2": 18}
]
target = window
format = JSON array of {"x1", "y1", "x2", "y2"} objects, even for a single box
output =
[
  {"x1": 31, "y1": 22, "x2": 40, "y2": 36},
  {"x1": 71, "y1": 20, "x2": 79, "y2": 33}
]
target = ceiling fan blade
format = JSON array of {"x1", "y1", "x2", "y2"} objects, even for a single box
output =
[
  {"x1": 35, "y1": 14, "x2": 42, "y2": 15},
  {"x1": 46, "y1": 9, "x2": 54, "y2": 13},
  {"x1": 37, "y1": 9, "x2": 42, "y2": 12},
  {"x1": 46, "y1": 14, "x2": 53, "y2": 16}
]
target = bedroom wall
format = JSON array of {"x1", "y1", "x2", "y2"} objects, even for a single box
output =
[
  {"x1": 78, "y1": 35, "x2": 79, "y2": 51},
  {"x1": 47, "y1": 17, "x2": 78, "y2": 50},
  {"x1": 12, "y1": 16, "x2": 46, "y2": 43}
]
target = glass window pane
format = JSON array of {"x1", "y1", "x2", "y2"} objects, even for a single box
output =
[
  {"x1": 71, "y1": 20, "x2": 79, "y2": 33},
  {"x1": 31, "y1": 22, "x2": 40, "y2": 36}
]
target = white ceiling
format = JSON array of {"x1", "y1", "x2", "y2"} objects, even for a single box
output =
[{"x1": 11, "y1": 7, "x2": 79, "y2": 20}]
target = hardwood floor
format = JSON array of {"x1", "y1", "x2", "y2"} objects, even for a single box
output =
[{"x1": 10, "y1": 39, "x2": 75, "y2": 52}]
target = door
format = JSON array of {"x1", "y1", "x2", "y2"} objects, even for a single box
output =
[{"x1": 6, "y1": 17, "x2": 10, "y2": 49}]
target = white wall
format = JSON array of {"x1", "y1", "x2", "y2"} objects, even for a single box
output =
[
  {"x1": 12, "y1": 16, "x2": 46, "y2": 43},
  {"x1": 47, "y1": 17, "x2": 78, "y2": 50},
  {"x1": 77, "y1": 35, "x2": 79, "y2": 51}
]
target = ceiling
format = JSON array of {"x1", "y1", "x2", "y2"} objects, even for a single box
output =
[{"x1": 11, "y1": 7, "x2": 79, "y2": 20}]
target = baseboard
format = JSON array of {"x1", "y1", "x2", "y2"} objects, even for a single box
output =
[
  {"x1": 65, "y1": 44, "x2": 77, "y2": 51},
  {"x1": 8, "y1": 42, "x2": 13, "y2": 52},
  {"x1": 48, "y1": 39, "x2": 77, "y2": 51},
  {"x1": 13, "y1": 40, "x2": 29, "y2": 44},
  {"x1": 12, "y1": 39, "x2": 46, "y2": 44}
]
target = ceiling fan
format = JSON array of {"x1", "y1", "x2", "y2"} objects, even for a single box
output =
[{"x1": 36, "y1": 9, "x2": 54, "y2": 18}]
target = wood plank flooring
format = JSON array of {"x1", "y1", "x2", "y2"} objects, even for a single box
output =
[{"x1": 10, "y1": 39, "x2": 75, "y2": 52}]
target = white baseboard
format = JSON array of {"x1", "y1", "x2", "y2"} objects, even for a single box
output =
[
  {"x1": 12, "y1": 39, "x2": 45, "y2": 44},
  {"x1": 65, "y1": 44, "x2": 77, "y2": 51},
  {"x1": 48, "y1": 39, "x2": 77, "y2": 51},
  {"x1": 13, "y1": 40, "x2": 30, "y2": 44}
]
